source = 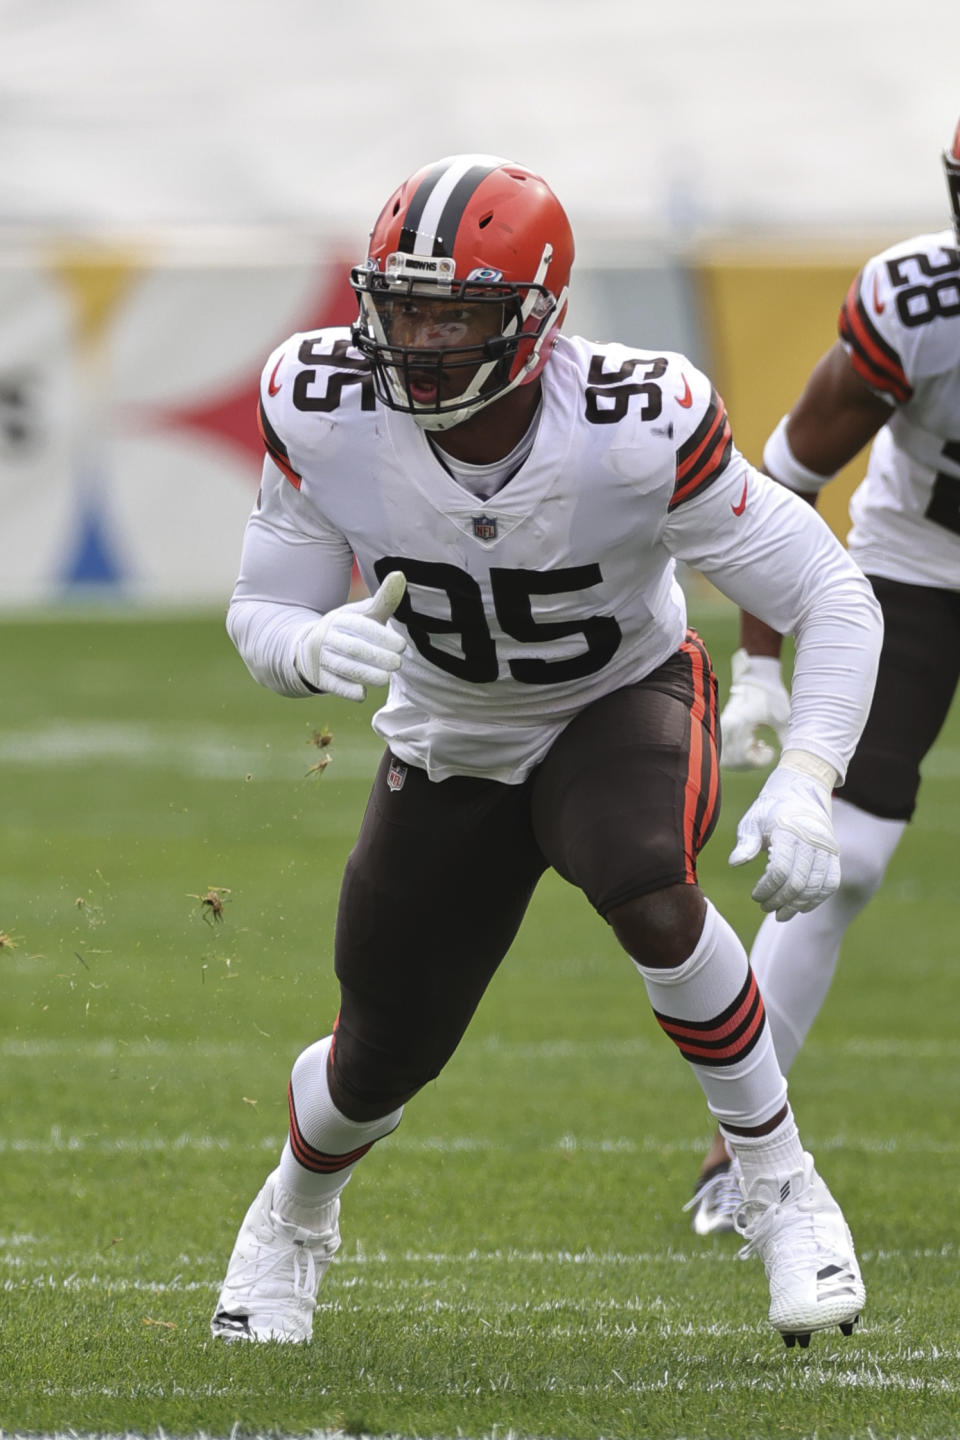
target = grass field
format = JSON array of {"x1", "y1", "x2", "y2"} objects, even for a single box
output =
[{"x1": 0, "y1": 603, "x2": 958, "y2": 1440}]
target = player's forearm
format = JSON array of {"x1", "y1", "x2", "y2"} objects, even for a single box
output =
[
  {"x1": 684, "y1": 476, "x2": 883, "y2": 779},
  {"x1": 785, "y1": 570, "x2": 883, "y2": 781},
  {"x1": 739, "y1": 490, "x2": 819, "y2": 660},
  {"x1": 226, "y1": 596, "x2": 320, "y2": 697}
]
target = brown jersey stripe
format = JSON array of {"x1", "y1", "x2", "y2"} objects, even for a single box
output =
[
  {"x1": 258, "y1": 397, "x2": 302, "y2": 490},
  {"x1": 838, "y1": 276, "x2": 912, "y2": 404},
  {"x1": 671, "y1": 391, "x2": 733, "y2": 507}
]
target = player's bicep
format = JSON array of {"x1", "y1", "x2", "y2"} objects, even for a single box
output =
[
  {"x1": 232, "y1": 457, "x2": 355, "y2": 615},
  {"x1": 666, "y1": 461, "x2": 855, "y2": 635}
]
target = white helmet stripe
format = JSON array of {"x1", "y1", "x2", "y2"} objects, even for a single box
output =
[{"x1": 403, "y1": 153, "x2": 507, "y2": 256}]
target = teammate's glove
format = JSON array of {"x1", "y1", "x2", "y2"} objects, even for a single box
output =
[
  {"x1": 295, "y1": 571, "x2": 407, "y2": 702},
  {"x1": 729, "y1": 750, "x2": 840, "y2": 921},
  {"x1": 720, "y1": 648, "x2": 791, "y2": 770}
]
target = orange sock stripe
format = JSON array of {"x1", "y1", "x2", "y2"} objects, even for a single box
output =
[
  {"x1": 658, "y1": 970, "x2": 761, "y2": 1042},
  {"x1": 287, "y1": 1083, "x2": 374, "y2": 1174},
  {"x1": 654, "y1": 971, "x2": 767, "y2": 1067}
]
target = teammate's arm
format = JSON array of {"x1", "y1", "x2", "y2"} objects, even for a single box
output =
[{"x1": 778, "y1": 340, "x2": 895, "y2": 476}]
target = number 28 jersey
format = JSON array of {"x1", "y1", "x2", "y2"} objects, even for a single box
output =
[
  {"x1": 232, "y1": 329, "x2": 872, "y2": 783},
  {"x1": 838, "y1": 228, "x2": 960, "y2": 589}
]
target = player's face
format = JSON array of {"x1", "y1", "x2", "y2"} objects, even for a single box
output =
[{"x1": 375, "y1": 294, "x2": 505, "y2": 405}]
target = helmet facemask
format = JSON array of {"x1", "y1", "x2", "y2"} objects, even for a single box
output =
[{"x1": 351, "y1": 245, "x2": 564, "y2": 431}]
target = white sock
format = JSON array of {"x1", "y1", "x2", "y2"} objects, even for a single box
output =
[
  {"x1": 726, "y1": 1111, "x2": 805, "y2": 1192},
  {"x1": 275, "y1": 1035, "x2": 403, "y2": 1213},
  {"x1": 751, "y1": 799, "x2": 905, "y2": 1073},
  {"x1": 634, "y1": 899, "x2": 787, "y2": 1132}
]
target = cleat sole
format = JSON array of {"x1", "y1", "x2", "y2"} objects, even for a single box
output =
[{"x1": 779, "y1": 1313, "x2": 861, "y2": 1348}]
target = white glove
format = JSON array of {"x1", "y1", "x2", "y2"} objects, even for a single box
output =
[
  {"x1": 295, "y1": 571, "x2": 407, "y2": 702},
  {"x1": 720, "y1": 648, "x2": 791, "y2": 770},
  {"x1": 729, "y1": 750, "x2": 840, "y2": 921}
]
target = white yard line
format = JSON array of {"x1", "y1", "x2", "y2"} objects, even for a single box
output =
[
  {"x1": 4, "y1": 1034, "x2": 960, "y2": 1062},
  {"x1": 22, "y1": 1367, "x2": 960, "y2": 1402},
  {"x1": 0, "y1": 721, "x2": 383, "y2": 781},
  {"x1": 2, "y1": 1238, "x2": 957, "y2": 1270},
  {"x1": 1, "y1": 1127, "x2": 959, "y2": 1158}
]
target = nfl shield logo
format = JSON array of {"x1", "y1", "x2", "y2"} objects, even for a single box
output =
[
  {"x1": 386, "y1": 758, "x2": 407, "y2": 792},
  {"x1": 473, "y1": 514, "x2": 498, "y2": 541}
]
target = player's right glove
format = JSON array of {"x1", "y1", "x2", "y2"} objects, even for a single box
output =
[
  {"x1": 729, "y1": 750, "x2": 840, "y2": 921},
  {"x1": 294, "y1": 570, "x2": 408, "y2": 702},
  {"x1": 719, "y1": 648, "x2": 791, "y2": 770}
]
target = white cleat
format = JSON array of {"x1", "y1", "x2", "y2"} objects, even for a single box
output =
[
  {"x1": 683, "y1": 1155, "x2": 743, "y2": 1236},
  {"x1": 735, "y1": 1152, "x2": 865, "y2": 1347},
  {"x1": 210, "y1": 1169, "x2": 340, "y2": 1343}
]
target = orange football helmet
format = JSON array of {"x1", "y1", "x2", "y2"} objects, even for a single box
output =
[
  {"x1": 943, "y1": 116, "x2": 960, "y2": 243},
  {"x1": 350, "y1": 154, "x2": 574, "y2": 429}
]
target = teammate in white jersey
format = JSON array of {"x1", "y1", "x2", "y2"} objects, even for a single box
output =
[
  {"x1": 687, "y1": 121, "x2": 960, "y2": 1236},
  {"x1": 210, "y1": 155, "x2": 882, "y2": 1349}
]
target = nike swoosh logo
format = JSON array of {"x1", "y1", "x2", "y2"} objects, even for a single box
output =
[
  {"x1": 731, "y1": 478, "x2": 748, "y2": 515},
  {"x1": 872, "y1": 272, "x2": 885, "y2": 314},
  {"x1": 267, "y1": 356, "x2": 284, "y2": 396},
  {"x1": 676, "y1": 375, "x2": 693, "y2": 408}
]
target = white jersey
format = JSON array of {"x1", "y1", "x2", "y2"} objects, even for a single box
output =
[
  {"x1": 837, "y1": 228, "x2": 960, "y2": 589},
  {"x1": 229, "y1": 329, "x2": 881, "y2": 783}
]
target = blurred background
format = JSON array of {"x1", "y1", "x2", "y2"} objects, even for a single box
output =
[{"x1": 1, "y1": 0, "x2": 958, "y2": 608}]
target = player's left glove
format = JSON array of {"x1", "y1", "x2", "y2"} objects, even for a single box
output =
[
  {"x1": 729, "y1": 749, "x2": 840, "y2": 922},
  {"x1": 294, "y1": 571, "x2": 407, "y2": 702}
]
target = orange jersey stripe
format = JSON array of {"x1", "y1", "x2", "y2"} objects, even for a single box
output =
[
  {"x1": 672, "y1": 393, "x2": 733, "y2": 508},
  {"x1": 258, "y1": 397, "x2": 303, "y2": 490},
  {"x1": 838, "y1": 276, "x2": 912, "y2": 404},
  {"x1": 678, "y1": 632, "x2": 720, "y2": 882}
]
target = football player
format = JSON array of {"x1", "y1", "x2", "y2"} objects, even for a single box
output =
[
  {"x1": 211, "y1": 155, "x2": 882, "y2": 1349},
  {"x1": 687, "y1": 119, "x2": 960, "y2": 1236}
]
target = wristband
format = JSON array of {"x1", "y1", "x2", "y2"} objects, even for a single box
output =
[
  {"x1": 732, "y1": 648, "x2": 783, "y2": 685},
  {"x1": 762, "y1": 416, "x2": 835, "y2": 494},
  {"x1": 780, "y1": 748, "x2": 839, "y2": 791}
]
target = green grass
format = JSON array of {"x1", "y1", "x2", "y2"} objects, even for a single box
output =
[{"x1": 0, "y1": 604, "x2": 958, "y2": 1439}]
